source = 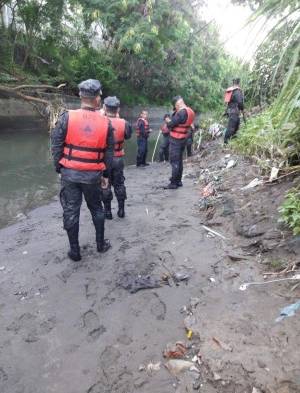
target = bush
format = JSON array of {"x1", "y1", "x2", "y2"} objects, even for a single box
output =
[{"x1": 279, "y1": 187, "x2": 300, "y2": 235}]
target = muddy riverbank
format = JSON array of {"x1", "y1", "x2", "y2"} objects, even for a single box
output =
[{"x1": 0, "y1": 142, "x2": 299, "y2": 393}]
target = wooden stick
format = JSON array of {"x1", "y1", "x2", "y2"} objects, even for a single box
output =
[{"x1": 202, "y1": 225, "x2": 228, "y2": 240}]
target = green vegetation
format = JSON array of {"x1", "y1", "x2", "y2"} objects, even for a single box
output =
[
  {"x1": 0, "y1": 0, "x2": 243, "y2": 111},
  {"x1": 279, "y1": 187, "x2": 300, "y2": 236},
  {"x1": 231, "y1": 0, "x2": 300, "y2": 235}
]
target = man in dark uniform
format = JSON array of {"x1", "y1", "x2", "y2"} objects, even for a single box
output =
[
  {"x1": 136, "y1": 110, "x2": 151, "y2": 167},
  {"x1": 165, "y1": 96, "x2": 195, "y2": 189},
  {"x1": 102, "y1": 96, "x2": 132, "y2": 219},
  {"x1": 224, "y1": 78, "x2": 244, "y2": 144},
  {"x1": 158, "y1": 114, "x2": 171, "y2": 162},
  {"x1": 51, "y1": 79, "x2": 113, "y2": 261}
]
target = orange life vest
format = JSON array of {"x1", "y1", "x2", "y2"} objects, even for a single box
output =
[
  {"x1": 224, "y1": 86, "x2": 240, "y2": 104},
  {"x1": 160, "y1": 123, "x2": 169, "y2": 135},
  {"x1": 59, "y1": 109, "x2": 108, "y2": 171},
  {"x1": 170, "y1": 107, "x2": 195, "y2": 140},
  {"x1": 110, "y1": 117, "x2": 126, "y2": 157},
  {"x1": 136, "y1": 118, "x2": 150, "y2": 137}
]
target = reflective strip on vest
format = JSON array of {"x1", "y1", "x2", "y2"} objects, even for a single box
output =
[
  {"x1": 170, "y1": 107, "x2": 195, "y2": 140},
  {"x1": 59, "y1": 109, "x2": 109, "y2": 171},
  {"x1": 110, "y1": 117, "x2": 126, "y2": 157}
]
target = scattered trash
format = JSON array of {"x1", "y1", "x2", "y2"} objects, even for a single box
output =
[
  {"x1": 275, "y1": 300, "x2": 300, "y2": 322},
  {"x1": 139, "y1": 361, "x2": 161, "y2": 374},
  {"x1": 187, "y1": 330, "x2": 193, "y2": 340},
  {"x1": 252, "y1": 388, "x2": 262, "y2": 393},
  {"x1": 208, "y1": 123, "x2": 224, "y2": 138},
  {"x1": 224, "y1": 154, "x2": 231, "y2": 159},
  {"x1": 22, "y1": 251, "x2": 28, "y2": 255},
  {"x1": 118, "y1": 272, "x2": 161, "y2": 293},
  {"x1": 193, "y1": 378, "x2": 202, "y2": 390},
  {"x1": 212, "y1": 336, "x2": 233, "y2": 352},
  {"x1": 145, "y1": 208, "x2": 149, "y2": 216},
  {"x1": 241, "y1": 178, "x2": 264, "y2": 190},
  {"x1": 190, "y1": 297, "x2": 200, "y2": 309},
  {"x1": 165, "y1": 359, "x2": 197, "y2": 376},
  {"x1": 202, "y1": 225, "x2": 228, "y2": 240},
  {"x1": 184, "y1": 314, "x2": 197, "y2": 331},
  {"x1": 239, "y1": 274, "x2": 300, "y2": 291},
  {"x1": 213, "y1": 372, "x2": 222, "y2": 381},
  {"x1": 0, "y1": 266, "x2": 6, "y2": 271},
  {"x1": 208, "y1": 277, "x2": 216, "y2": 283},
  {"x1": 174, "y1": 270, "x2": 190, "y2": 282},
  {"x1": 269, "y1": 167, "x2": 279, "y2": 182},
  {"x1": 201, "y1": 182, "x2": 215, "y2": 197},
  {"x1": 163, "y1": 342, "x2": 188, "y2": 359},
  {"x1": 226, "y1": 159, "x2": 236, "y2": 169}
]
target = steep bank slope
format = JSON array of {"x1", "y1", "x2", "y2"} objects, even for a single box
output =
[{"x1": 0, "y1": 151, "x2": 299, "y2": 393}]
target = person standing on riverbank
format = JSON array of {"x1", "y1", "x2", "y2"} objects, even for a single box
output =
[
  {"x1": 164, "y1": 96, "x2": 195, "y2": 189},
  {"x1": 102, "y1": 96, "x2": 132, "y2": 219},
  {"x1": 136, "y1": 110, "x2": 151, "y2": 167},
  {"x1": 51, "y1": 79, "x2": 113, "y2": 261},
  {"x1": 158, "y1": 114, "x2": 171, "y2": 162},
  {"x1": 224, "y1": 78, "x2": 245, "y2": 144}
]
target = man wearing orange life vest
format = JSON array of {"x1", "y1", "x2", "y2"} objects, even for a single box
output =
[
  {"x1": 102, "y1": 96, "x2": 132, "y2": 219},
  {"x1": 136, "y1": 110, "x2": 151, "y2": 167},
  {"x1": 224, "y1": 78, "x2": 244, "y2": 144},
  {"x1": 51, "y1": 79, "x2": 114, "y2": 261},
  {"x1": 164, "y1": 96, "x2": 195, "y2": 189}
]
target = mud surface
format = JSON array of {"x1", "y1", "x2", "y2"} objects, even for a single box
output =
[{"x1": 0, "y1": 142, "x2": 299, "y2": 393}]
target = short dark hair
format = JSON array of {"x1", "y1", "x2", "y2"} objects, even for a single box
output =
[
  {"x1": 105, "y1": 105, "x2": 118, "y2": 114},
  {"x1": 233, "y1": 78, "x2": 240, "y2": 85},
  {"x1": 164, "y1": 113, "x2": 170, "y2": 119}
]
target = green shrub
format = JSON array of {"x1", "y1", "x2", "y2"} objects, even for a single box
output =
[{"x1": 279, "y1": 187, "x2": 300, "y2": 235}]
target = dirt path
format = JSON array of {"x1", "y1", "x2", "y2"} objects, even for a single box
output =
[{"x1": 0, "y1": 144, "x2": 299, "y2": 393}]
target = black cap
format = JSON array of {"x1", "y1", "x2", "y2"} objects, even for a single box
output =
[
  {"x1": 164, "y1": 113, "x2": 170, "y2": 119},
  {"x1": 104, "y1": 96, "x2": 120, "y2": 108},
  {"x1": 78, "y1": 79, "x2": 102, "y2": 97}
]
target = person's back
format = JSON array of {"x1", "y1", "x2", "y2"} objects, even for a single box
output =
[{"x1": 224, "y1": 78, "x2": 244, "y2": 144}]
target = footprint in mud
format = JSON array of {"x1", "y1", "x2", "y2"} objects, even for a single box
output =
[
  {"x1": 82, "y1": 310, "x2": 106, "y2": 342},
  {"x1": 150, "y1": 292, "x2": 167, "y2": 321},
  {"x1": 0, "y1": 367, "x2": 8, "y2": 383},
  {"x1": 85, "y1": 278, "x2": 97, "y2": 299},
  {"x1": 117, "y1": 333, "x2": 133, "y2": 346},
  {"x1": 7, "y1": 313, "x2": 56, "y2": 343}
]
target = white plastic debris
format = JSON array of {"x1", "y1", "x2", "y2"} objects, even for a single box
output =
[
  {"x1": 0, "y1": 266, "x2": 6, "y2": 271},
  {"x1": 209, "y1": 277, "x2": 216, "y2": 283},
  {"x1": 241, "y1": 178, "x2": 263, "y2": 190},
  {"x1": 22, "y1": 251, "x2": 28, "y2": 255},
  {"x1": 226, "y1": 159, "x2": 236, "y2": 169},
  {"x1": 269, "y1": 167, "x2": 279, "y2": 182},
  {"x1": 239, "y1": 274, "x2": 300, "y2": 291}
]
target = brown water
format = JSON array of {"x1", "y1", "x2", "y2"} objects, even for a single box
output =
[{"x1": 0, "y1": 126, "x2": 161, "y2": 228}]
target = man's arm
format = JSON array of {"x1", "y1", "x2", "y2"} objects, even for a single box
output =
[
  {"x1": 51, "y1": 111, "x2": 68, "y2": 173},
  {"x1": 167, "y1": 108, "x2": 188, "y2": 129},
  {"x1": 235, "y1": 89, "x2": 244, "y2": 111},
  {"x1": 124, "y1": 121, "x2": 133, "y2": 140},
  {"x1": 103, "y1": 121, "x2": 114, "y2": 178}
]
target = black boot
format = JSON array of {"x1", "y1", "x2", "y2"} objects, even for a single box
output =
[
  {"x1": 95, "y1": 217, "x2": 111, "y2": 253},
  {"x1": 117, "y1": 200, "x2": 125, "y2": 218},
  {"x1": 97, "y1": 239, "x2": 111, "y2": 253},
  {"x1": 66, "y1": 224, "x2": 81, "y2": 261},
  {"x1": 104, "y1": 201, "x2": 113, "y2": 220}
]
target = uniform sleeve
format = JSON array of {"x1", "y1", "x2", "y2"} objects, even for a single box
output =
[
  {"x1": 124, "y1": 121, "x2": 133, "y2": 140},
  {"x1": 51, "y1": 111, "x2": 68, "y2": 173},
  {"x1": 103, "y1": 121, "x2": 114, "y2": 178},
  {"x1": 167, "y1": 109, "x2": 188, "y2": 129}
]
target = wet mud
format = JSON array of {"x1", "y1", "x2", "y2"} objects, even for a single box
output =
[{"x1": 0, "y1": 143, "x2": 299, "y2": 393}]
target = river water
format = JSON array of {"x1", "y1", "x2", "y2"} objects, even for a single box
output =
[{"x1": 0, "y1": 125, "x2": 161, "y2": 228}]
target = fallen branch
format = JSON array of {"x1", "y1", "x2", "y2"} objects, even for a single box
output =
[{"x1": 12, "y1": 83, "x2": 66, "y2": 91}]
